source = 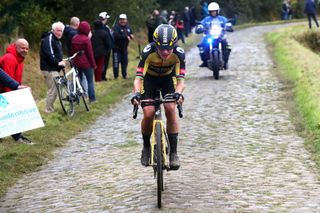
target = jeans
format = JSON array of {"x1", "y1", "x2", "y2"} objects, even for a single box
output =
[{"x1": 78, "y1": 68, "x2": 95, "y2": 102}]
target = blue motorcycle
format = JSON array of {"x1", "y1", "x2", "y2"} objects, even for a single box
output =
[{"x1": 196, "y1": 21, "x2": 233, "y2": 80}]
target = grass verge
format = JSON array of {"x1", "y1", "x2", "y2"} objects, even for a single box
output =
[
  {"x1": 0, "y1": 31, "x2": 200, "y2": 198},
  {"x1": 266, "y1": 23, "x2": 320, "y2": 170}
]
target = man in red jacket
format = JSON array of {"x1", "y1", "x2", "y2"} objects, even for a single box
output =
[{"x1": 0, "y1": 38, "x2": 33, "y2": 144}]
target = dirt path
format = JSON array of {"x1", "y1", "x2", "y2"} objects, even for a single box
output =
[{"x1": 1, "y1": 24, "x2": 320, "y2": 213}]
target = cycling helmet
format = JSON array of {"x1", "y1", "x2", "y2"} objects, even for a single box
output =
[
  {"x1": 153, "y1": 24, "x2": 177, "y2": 50},
  {"x1": 208, "y1": 2, "x2": 220, "y2": 12}
]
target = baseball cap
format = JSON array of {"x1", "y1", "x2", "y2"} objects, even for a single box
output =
[
  {"x1": 119, "y1": 14, "x2": 127, "y2": 19},
  {"x1": 99, "y1": 12, "x2": 110, "y2": 19}
]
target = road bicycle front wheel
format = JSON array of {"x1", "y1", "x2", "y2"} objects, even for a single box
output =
[
  {"x1": 56, "y1": 78, "x2": 74, "y2": 116},
  {"x1": 155, "y1": 122, "x2": 163, "y2": 209}
]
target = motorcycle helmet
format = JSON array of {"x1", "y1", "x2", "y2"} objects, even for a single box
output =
[
  {"x1": 208, "y1": 2, "x2": 220, "y2": 14},
  {"x1": 153, "y1": 24, "x2": 178, "y2": 50}
]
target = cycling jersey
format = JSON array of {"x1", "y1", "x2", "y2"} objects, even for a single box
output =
[{"x1": 135, "y1": 42, "x2": 186, "y2": 80}]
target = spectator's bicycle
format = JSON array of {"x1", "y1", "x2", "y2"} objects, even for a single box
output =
[
  {"x1": 54, "y1": 51, "x2": 89, "y2": 116},
  {"x1": 133, "y1": 90, "x2": 183, "y2": 209}
]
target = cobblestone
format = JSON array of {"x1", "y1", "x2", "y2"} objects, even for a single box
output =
[{"x1": 1, "y1": 24, "x2": 320, "y2": 212}]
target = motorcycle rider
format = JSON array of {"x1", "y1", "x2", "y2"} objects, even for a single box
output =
[{"x1": 196, "y1": 2, "x2": 232, "y2": 69}]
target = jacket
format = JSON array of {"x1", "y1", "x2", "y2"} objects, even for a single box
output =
[
  {"x1": 63, "y1": 25, "x2": 78, "y2": 56},
  {"x1": 71, "y1": 21, "x2": 96, "y2": 69},
  {"x1": 91, "y1": 20, "x2": 111, "y2": 57},
  {"x1": 0, "y1": 43, "x2": 25, "y2": 92},
  {"x1": 0, "y1": 68, "x2": 19, "y2": 92},
  {"x1": 40, "y1": 32, "x2": 64, "y2": 71},
  {"x1": 113, "y1": 23, "x2": 133, "y2": 51},
  {"x1": 304, "y1": 0, "x2": 317, "y2": 15}
]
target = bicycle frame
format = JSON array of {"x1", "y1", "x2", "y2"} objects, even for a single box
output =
[
  {"x1": 55, "y1": 51, "x2": 89, "y2": 116},
  {"x1": 64, "y1": 67, "x2": 84, "y2": 96}
]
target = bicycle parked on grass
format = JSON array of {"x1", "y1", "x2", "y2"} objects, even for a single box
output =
[
  {"x1": 54, "y1": 51, "x2": 89, "y2": 116},
  {"x1": 133, "y1": 90, "x2": 183, "y2": 209}
]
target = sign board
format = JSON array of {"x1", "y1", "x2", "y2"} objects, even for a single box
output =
[{"x1": 0, "y1": 89, "x2": 44, "y2": 138}]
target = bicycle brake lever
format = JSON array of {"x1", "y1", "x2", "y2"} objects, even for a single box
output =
[
  {"x1": 177, "y1": 104, "x2": 183, "y2": 118},
  {"x1": 133, "y1": 105, "x2": 138, "y2": 119}
]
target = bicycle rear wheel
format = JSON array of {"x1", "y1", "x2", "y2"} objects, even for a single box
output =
[
  {"x1": 155, "y1": 122, "x2": 163, "y2": 209},
  {"x1": 55, "y1": 77, "x2": 74, "y2": 116}
]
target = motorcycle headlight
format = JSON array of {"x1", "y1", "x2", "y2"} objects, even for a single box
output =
[{"x1": 207, "y1": 38, "x2": 213, "y2": 43}]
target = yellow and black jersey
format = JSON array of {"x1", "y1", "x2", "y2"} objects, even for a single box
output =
[{"x1": 135, "y1": 43, "x2": 186, "y2": 80}]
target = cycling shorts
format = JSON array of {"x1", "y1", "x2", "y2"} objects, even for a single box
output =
[{"x1": 141, "y1": 73, "x2": 176, "y2": 107}]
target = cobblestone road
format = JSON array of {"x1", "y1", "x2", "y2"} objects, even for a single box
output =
[{"x1": 1, "y1": 24, "x2": 320, "y2": 213}]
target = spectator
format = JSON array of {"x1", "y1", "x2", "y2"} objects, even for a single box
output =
[
  {"x1": 40, "y1": 21, "x2": 66, "y2": 113},
  {"x1": 168, "y1": 15, "x2": 176, "y2": 26},
  {"x1": 160, "y1": 9, "x2": 168, "y2": 22},
  {"x1": 112, "y1": 14, "x2": 134, "y2": 79},
  {"x1": 200, "y1": 0, "x2": 209, "y2": 19},
  {"x1": 170, "y1": 10, "x2": 177, "y2": 18},
  {"x1": 0, "y1": 38, "x2": 33, "y2": 144},
  {"x1": 176, "y1": 15, "x2": 185, "y2": 44},
  {"x1": 288, "y1": 0, "x2": 293, "y2": 20},
  {"x1": 183, "y1": 6, "x2": 191, "y2": 37},
  {"x1": 304, "y1": 0, "x2": 319, "y2": 29},
  {"x1": 63, "y1": 17, "x2": 80, "y2": 56},
  {"x1": 91, "y1": 20, "x2": 111, "y2": 82},
  {"x1": 98, "y1": 12, "x2": 113, "y2": 81},
  {"x1": 281, "y1": 0, "x2": 289, "y2": 20},
  {"x1": 146, "y1": 10, "x2": 167, "y2": 43},
  {"x1": 0, "y1": 68, "x2": 28, "y2": 90},
  {"x1": 71, "y1": 21, "x2": 97, "y2": 103},
  {"x1": 190, "y1": 5, "x2": 198, "y2": 30}
]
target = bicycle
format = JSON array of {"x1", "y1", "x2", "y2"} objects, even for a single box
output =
[
  {"x1": 54, "y1": 51, "x2": 89, "y2": 116},
  {"x1": 133, "y1": 90, "x2": 183, "y2": 209}
]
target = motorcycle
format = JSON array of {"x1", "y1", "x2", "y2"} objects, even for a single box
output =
[{"x1": 196, "y1": 21, "x2": 233, "y2": 80}]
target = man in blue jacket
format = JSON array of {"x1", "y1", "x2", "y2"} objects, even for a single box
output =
[
  {"x1": 0, "y1": 68, "x2": 27, "y2": 91},
  {"x1": 197, "y1": 2, "x2": 231, "y2": 69},
  {"x1": 40, "y1": 21, "x2": 66, "y2": 113},
  {"x1": 112, "y1": 14, "x2": 134, "y2": 79},
  {"x1": 304, "y1": 0, "x2": 319, "y2": 29}
]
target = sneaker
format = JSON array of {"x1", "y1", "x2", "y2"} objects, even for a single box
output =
[
  {"x1": 199, "y1": 62, "x2": 207, "y2": 67},
  {"x1": 44, "y1": 109, "x2": 54, "y2": 114},
  {"x1": 141, "y1": 146, "x2": 151, "y2": 166},
  {"x1": 169, "y1": 152, "x2": 180, "y2": 170},
  {"x1": 15, "y1": 136, "x2": 34, "y2": 145}
]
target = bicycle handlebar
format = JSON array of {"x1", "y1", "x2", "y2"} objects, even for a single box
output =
[
  {"x1": 63, "y1": 51, "x2": 83, "y2": 61},
  {"x1": 132, "y1": 100, "x2": 183, "y2": 119}
]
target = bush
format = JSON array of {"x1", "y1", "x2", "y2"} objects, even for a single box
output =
[
  {"x1": 295, "y1": 31, "x2": 320, "y2": 54},
  {"x1": 19, "y1": 5, "x2": 53, "y2": 48}
]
